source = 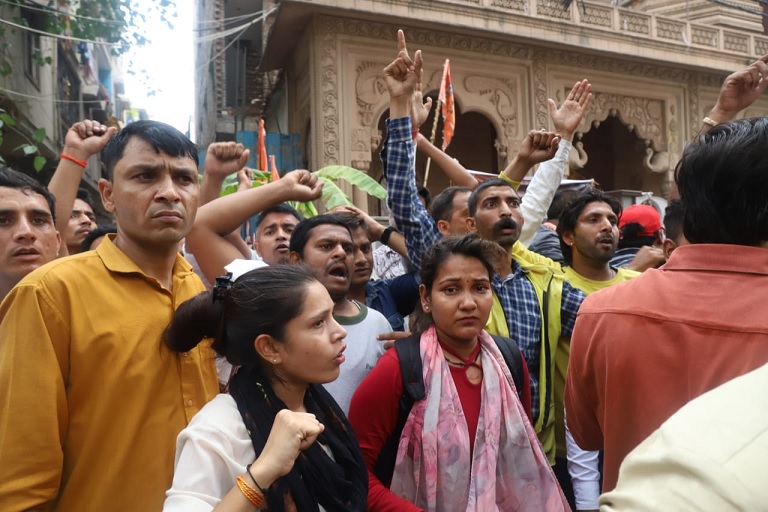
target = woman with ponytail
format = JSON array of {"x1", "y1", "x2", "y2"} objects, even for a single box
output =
[{"x1": 163, "y1": 265, "x2": 367, "y2": 511}]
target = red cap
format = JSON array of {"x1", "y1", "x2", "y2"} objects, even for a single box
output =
[{"x1": 619, "y1": 204, "x2": 662, "y2": 238}]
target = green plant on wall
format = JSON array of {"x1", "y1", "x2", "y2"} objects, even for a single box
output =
[
  {"x1": 0, "y1": 108, "x2": 47, "y2": 171},
  {"x1": 219, "y1": 165, "x2": 386, "y2": 218}
]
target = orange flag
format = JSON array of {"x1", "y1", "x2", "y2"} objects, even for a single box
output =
[
  {"x1": 269, "y1": 155, "x2": 280, "y2": 182},
  {"x1": 258, "y1": 119, "x2": 268, "y2": 171},
  {"x1": 438, "y1": 59, "x2": 455, "y2": 151}
]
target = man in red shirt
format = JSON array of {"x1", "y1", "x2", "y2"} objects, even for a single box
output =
[{"x1": 566, "y1": 54, "x2": 768, "y2": 492}]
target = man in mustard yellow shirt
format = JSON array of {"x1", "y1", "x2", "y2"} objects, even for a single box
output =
[
  {"x1": 0, "y1": 121, "x2": 219, "y2": 511},
  {"x1": 555, "y1": 189, "x2": 639, "y2": 511}
]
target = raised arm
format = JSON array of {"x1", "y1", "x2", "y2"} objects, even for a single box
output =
[
  {"x1": 199, "y1": 142, "x2": 250, "y2": 206},
  {"x1": 698, "y1": 54, "x2": 768, "y2": 135},
  {"x1": 186, "y1": 170, "x2": 322, "y2": 282},
  {"x1": 518, "y1": 79, "x2": 592, "y2": 247},
  {"x1": 414, "y1": 133, "x2": 477, "y2": 188},
  {"x1": 48, "y1": 120, "x2": 116, "y2": 257},
  {"x1": 382, "y1": 30, "x2": 442, "y2": 271},
  {"x1": 333, "y1": 205, "x2": 409, "y2": 263}
]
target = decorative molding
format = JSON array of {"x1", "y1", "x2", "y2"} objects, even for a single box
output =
[
  {"x1": 585, "y1": 92, "x2": 666, "y2": 148},
  {"x1": 464, "y1": 75, "x2": 518, "y2": 138},
  {"x1": 532, "y1": 49, "x2": 549, "y2": 130},
  {"x1": 319, "y1": 17, "x2": 340, "y2": 166},
  {"x1": 569, "y1": 139, "x2": 588, "y2": 172},
  {"x1": 351, "y1": 127, "x2": 373, "y2": 171},
  {"x1": 643, "y1": 147, "x2": 679, "y2": 174},
  {"x1": 355, "y1": 61, "x2": 388, "y2": 127}
]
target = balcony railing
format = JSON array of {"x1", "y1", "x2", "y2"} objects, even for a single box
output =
[{"x1": 470, "y1": 0, "x2": 764, "y2": 58}]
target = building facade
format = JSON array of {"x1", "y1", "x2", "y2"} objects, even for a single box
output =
[
  {"x1": 196, "y1": 0, "x2": 768, "y2": 212},
  {"x1": 0, "y1": 1, "x2": 130, "y2": 212}
]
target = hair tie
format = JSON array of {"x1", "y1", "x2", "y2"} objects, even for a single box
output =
[{"x1": 213, "y1": 272, "x2": 234, "y2": 303}]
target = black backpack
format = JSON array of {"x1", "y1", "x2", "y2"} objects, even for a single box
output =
[{"x1": 372, "y1": 333, "x2": 526, "y2": 487}]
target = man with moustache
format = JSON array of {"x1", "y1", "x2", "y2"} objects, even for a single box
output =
[
  {"x1": 288, "y1": 213, "x2": 392, "y2": 414},
  {"x1": 554, "y1": 189, "x2": 639, "y2": 511},
  {"x1": 0, "y1": 167, "x2": 61, "y2": 300},
  {"x1": 382, "y1": 33, "x2": 587, "y2": 499},
  {"x1": 464, "y1": 179, "x2": 586, "y2": 476},
  {"x1": 0, "y1": 121, "x2": 219, "y2": 511},
  {"x1": 557, "y1": 190, "x2": 639, "y2": 294}
]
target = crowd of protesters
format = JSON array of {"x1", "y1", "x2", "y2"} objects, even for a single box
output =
[{"x1": 1, "y1": 29, "x2": 767, "y2": 512}]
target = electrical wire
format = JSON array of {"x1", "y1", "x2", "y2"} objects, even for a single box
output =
[
  {"x1": 0, "y1": 87, "x2": 102, "y2": 103},
  {"x1": 0, "y1": 17, "x2": 125, "y2": 46},
  {"x1": 194, "y1": 6, "x2": 276, "y2": 43},
  {"x1": 196, "y1": 11, "x2": 263, "y2": 28},
  {"x1": 0, "y1": 0, "x2": 125, "y2": 26}
]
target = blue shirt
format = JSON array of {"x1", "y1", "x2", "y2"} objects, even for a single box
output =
[
  {"x1": 382, "y1": 116, "x2": 584, "y2": 420},
  {"x1": 365, "y1": 271, "x2": 420, "y2": 332}
]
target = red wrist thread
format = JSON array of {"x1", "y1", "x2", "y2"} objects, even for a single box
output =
[{"x1": 60, "y1": 153, "x2": 88, "y2": 168}]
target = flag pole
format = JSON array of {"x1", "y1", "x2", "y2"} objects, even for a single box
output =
[{"x1": 423, "y1": 98, "x2": 441, "y2": 187}]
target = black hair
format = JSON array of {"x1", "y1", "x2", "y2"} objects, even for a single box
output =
[
  {"x1": 618, "y1": 224, "x2": 656, "y2": 249},
  {"x1": 420, "y1": 233, "x2": 496, "y2": 292},
  {"x1": 76, "y1": 187, "x2": 94, "y2": 210},
  {"x1": 664, "y1": 199, "x2": 684, "y2": 244},
  {"x1": 0, "y1": 166, "x2": 56, "y2": 223},
  {"x1": 468, "y1": 178, "x2": 515, "y2": 217},
  {"x1": 254, "y1": 203, "x2": 303, "y2": 231},
  {"x1": 288, "y1": 213, "x2": 353, "y2": 258},
  {"x1": 81, "y1": 225, "x2": 116, "y2": 252},
  {"x1": 430, "y1": 186, "x2": 471, "y2": 223},
  {"x1": 417, "y1": 234, "x2": 498, "y2": 332},
  {"x1": 556, "y1": 189, "x2": 623, "y2": 265},
  {"x1": 547, "y1": 188, "x2": 582, "y2": 221},
  {"x1": 676, "y1": 117, "x2": 768, "y2": 245},
  {"x1": 102, "y1": 120, "x2": 199, "y2": 180},
  {"x1": 417, "y1": 185, "x2": 432, "y2": 209},
  {"x1": 164, "y1": 266, "x2": 318, "y2": 372}
]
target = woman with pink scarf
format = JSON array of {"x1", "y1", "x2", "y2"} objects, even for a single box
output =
[{"x1": 349, "y1": 234, "x2": 570, "y2": 511}]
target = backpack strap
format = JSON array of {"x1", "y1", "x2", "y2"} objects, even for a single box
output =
[
  {"x1": 372, "y1": 333, "x2": 423, "y2": 487},
  {"x1": 490, "y1": 334, "x2": 525, "y2": 401}
]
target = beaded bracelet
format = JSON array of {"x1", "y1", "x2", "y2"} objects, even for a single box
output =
[
  {"x1": 60, "y1": 153, "x2": 88, "y2": 168},
  {"x1": 236, "y1": 475, "x2": 264, "y2": 507},
  {"x1": 245, "y1": 463, "x2": 270, "y2": 496}
]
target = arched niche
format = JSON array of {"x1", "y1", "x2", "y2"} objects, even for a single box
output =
[{"x1": 573, "y1": 114, "x2": 665, "y2": 196}]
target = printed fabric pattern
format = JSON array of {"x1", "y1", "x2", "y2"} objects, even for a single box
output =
[{"x1": 390, "y1": 325, "x2": 569, "y2": 511}]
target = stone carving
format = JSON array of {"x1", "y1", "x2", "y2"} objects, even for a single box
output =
[
  {"x1": 620, "y1": 12, "x2": 650, "y2": 36},
  {"x1": 494, "y1": 138, "x2": 508, "y2": 160},
  {"x1": 755, "y1": 37, "x2": 768, "y2": 56},
  {"x1": 319, "y1": 18, "x2": 340, "y2": 166},
  {"x1": 656, "y1": 19, "x2": 685, "y2": 42},
  {"x1": 464, "y1": 76, "x2": 518, "y2": 138},
  {"x1": 532, "y1": 50, "x2": 549, "y2": 131},
  {"x1": 537, "y1": 0, "x2": 571, "y2": 20},
  {"x1": 355, "y1": 61, "x2": 388, "y2": 127},
  {"x1": 351, "y1": 128, "x2": 373, "y2": 171},
  {"x1": 724, "y1": 32, "x2": 749, "y2": 53},
  {"x1": 545, "y1": 49, "x2": 690, "y2": 83},
  {"x1": 585, "y1": 92, "x2": 666, "y2": 148},
  {"x1": 581, "y1": 4, "x2": 613, "y2": 28},
  {"x1": 692, "y1": 26, "x2": 718, "y2": 48},
  {"x1": 490, "y1": 0, "x2": 527, "y2": 12},
  {"x1": 643, "y1": 147, "x2": 679, "y2": 174},
  {"x1": 569, "y1": 140, "x2": 588, "y2": 172}
]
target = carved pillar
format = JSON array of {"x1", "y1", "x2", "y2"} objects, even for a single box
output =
[
  {"x1": 316, "y1": 17, "x2": 341, "y2": 167},
  {"x1": 532, "y1": 50, "x2": 550, "y2": 132}
]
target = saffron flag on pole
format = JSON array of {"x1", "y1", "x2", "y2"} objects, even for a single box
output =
[
  {"x1": 258, "y1": 118, "x2": 268, "y2": 172},
  {"x1": 269, "y1": 154, "x2": 280, "y2": 182},
  {"x1": 438, "y1": 59, "x2": 455, "y2": 151}
]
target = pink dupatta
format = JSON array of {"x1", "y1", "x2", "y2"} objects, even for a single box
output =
[{"x1": 390, "y1": 325, "x2": 570, "y2": 511}]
